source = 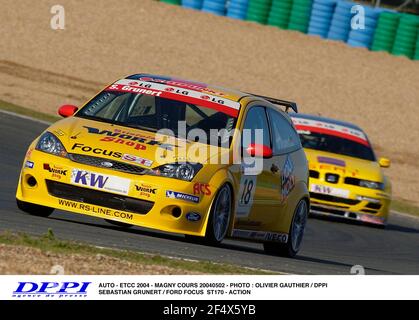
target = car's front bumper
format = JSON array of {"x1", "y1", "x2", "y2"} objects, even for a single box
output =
[
  {"x1": 308, "y1": 181, "x2": 391, "y2": 226},
  {"x1": 309, "y1": 202, "x2": 388, "y2": 225},
  {"x1": 16, "y1": 149, "x2": 218, "y2": 236}
]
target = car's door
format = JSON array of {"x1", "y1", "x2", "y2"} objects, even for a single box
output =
[
  {"x1": 235, "y1": 105, "x2": 279, "y2": 227},
  {"x1": 239, "y1": 107, "x2": 303, "y2": 229},
  {"x1": 264, "y1": 108, "x2": 302, "y2": 223}
]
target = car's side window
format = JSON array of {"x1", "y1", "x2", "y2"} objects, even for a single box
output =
[
  {"x1": 267, "y1": 108, "x2": 301, "y2": 154},
  {"x1": 242, "y1": 106, "x2": 271, "y2": 149}
]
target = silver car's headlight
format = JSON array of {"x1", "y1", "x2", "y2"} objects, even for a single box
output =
[
  {"x1": 36, "y1": 132, "x2": 68, "y2": 158},
  {"x1": 146, "y1": 163, "x2": 202, "y2": 181},
  {"x1": 359, "y1": 179, "x2": 384, "y2": 190}
]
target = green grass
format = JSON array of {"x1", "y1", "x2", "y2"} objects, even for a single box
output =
[
  {"x1": 0, "y1": 230, "x2": 273, "y2": 274},
  {"x1": 391, "y1": 199, "x2": 419, "y2": 217},
  {"x1": 0, "y1": 99, "x2": 59, "y2": 123}
]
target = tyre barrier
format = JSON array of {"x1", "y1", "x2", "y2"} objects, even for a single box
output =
[
  {"x1": 371, "y1": 11, "x2": 399, "y2": 53},
  {"x1": 288, "y1": 0, "x2": 313, "y2": 33},
  {"x1": 308, "y1": 0, "x2": 336, "y2": 38},
  {"x1": 246, "y1": 0, "x2": 273, "y2": 24},
  {"x1": 415, "y1": 32, "x2": 419, "y2": 60},
  {"x1": 227, "y1": 0, "x2": 249, "y2": 20},
  {"x1": 268, "y1": 0, "x2": 293, "y2": 29},
  {"x1": 202, "y1": 0, "x2": 227, "y2": 16},
  {"x1": 392, "y1": 13, "x2": 419, "y2": 59},
  {"x1": 327, "y1": 1, "x2": 355, "y2": 42},
  {"x1": 161, "y1": 0, "x2": 181, "y2": 4},
  {"x1": 182, "y1": 0, "x2": 203, "y2": 9},
  {"x1": 347, "y1": 5, "x2": 382, "y2": 49},
  {"x1": 159, "y1": 0, "x2": 419, "y2": 60}
]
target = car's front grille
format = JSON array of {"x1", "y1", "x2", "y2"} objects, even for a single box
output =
[
  {"x1": 69, "y1": 153, "x2": 146, "y2": 175},
  {"x1": 310, "y1": 192, "x2": 361, "y2": 205},
  {"x1": 366, "y1": 202, "x2": 382, "y2": 210},
  {"x1": 361, "y1": 209, "x2": 378, "y2": 214},
  {"x1": 311, "y1": 205, "x2": 346, "y2": 216},
  {"x1": 46, "y1": 180, "x2": 153, "y2": 215}
]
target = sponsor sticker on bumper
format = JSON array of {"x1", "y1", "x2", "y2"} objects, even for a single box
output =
[
  {"x1": 71, "y1": 169, "x2": 130, "y2": 195},
  {"x1": 25, "y1": 161, "x2": 34, "y2": 169},
  {"x1": 166, "y1": 191, "x2": 199, "y2": 203},
  {"x1": 310, "y1": 183, "x2": 350, "y2": 198}
]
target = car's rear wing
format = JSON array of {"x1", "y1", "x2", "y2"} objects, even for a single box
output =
[{"x1": 246, "y1": 93, "x2": 298, "y2": 113}]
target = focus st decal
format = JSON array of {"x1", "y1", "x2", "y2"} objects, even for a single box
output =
[
  {"x1": 106, "y1": 79, "x2": 241, "y2": 117},
  {"x1": 122, "y1": 154, "x2": 153, "y2": 167},
  {"x1": 71, "y1": 169, "x2": 130, "y2": 195}
]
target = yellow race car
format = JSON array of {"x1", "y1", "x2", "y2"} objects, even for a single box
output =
[
  {"x1": 290, "y1": 113, "x2": 391, "y2": 227},
  {"x1": 16, "y1": 74, "x2": 309, "y2": 256}
]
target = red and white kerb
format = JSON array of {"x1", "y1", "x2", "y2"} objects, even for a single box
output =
[
  {"x1": 292, "y1": 117, "x2": 369, "y2": 146},
  {"x1": 105, "y1": 79, "x2": 241, "y2": 117}
]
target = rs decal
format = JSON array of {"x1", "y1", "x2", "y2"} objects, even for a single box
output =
[{"x1": 193, "y1": 183, "x2": 211, "y2": 195}]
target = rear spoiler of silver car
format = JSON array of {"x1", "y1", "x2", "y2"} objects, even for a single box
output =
[{"x1": 246, "y1": 93, "x2": 298, "y2": 113}]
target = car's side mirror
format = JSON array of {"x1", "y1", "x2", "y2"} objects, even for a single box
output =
[
  {"x1": 246, "y1": 143, "x2": 273, "y2": 158},
  {"x1": 58, "y1": 104, "x2": 78, "y2": 118},
  {"x1": 379, "y1": 157, "x2": 391, "y2": 168}
]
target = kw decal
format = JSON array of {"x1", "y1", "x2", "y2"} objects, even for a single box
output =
[{"x1": 71, "y1": 169, "x2": 130, "y2": 195}]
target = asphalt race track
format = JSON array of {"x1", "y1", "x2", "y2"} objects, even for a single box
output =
[{"x1": 1, "y1": 111, "x2": 418, "y2": 275}]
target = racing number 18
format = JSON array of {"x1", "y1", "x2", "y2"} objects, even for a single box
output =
[
  {"x1": 236, "y1": 176, "x2": 257, "y2": 218},
  {"x1": 240, "y1": 179, "x2": 254, "y2": 205}
]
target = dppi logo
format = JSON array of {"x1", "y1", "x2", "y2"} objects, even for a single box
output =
[{"x1": 13, "y1": 282, "x2": 91, "y2": 298}]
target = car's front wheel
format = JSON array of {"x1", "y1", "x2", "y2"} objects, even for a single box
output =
[
  {"x1": 16, "y1": 199, "x2": 54, "y2": 217},
  {"x1": 204, "y1": 184, "x2": 232, "y2": 245},
  {"x1": 264, "y1": 199, "x2": 308, "y2": 258}
]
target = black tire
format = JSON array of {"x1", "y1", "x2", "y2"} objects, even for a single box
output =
[
  {"x1": 104, "y1": 219, "x2": 133, "y2": 228},
  {"x1": 263, "y1": 199, "x2": 308, "y2": 258},
  {"x1": 16, "y1": 199, "x2": 54, "y2": 217},
  {"x1": 198, "y1": 184, "x2": 232, "y2": 245}
]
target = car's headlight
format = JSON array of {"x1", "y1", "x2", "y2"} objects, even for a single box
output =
[
  {"x1": 359, "y1": 179, "x2": 384, "y2": 190},
  {"x1": 36, "y1": 132, "x2": 68, "y2": 158},
  {"x1": 146, "y1": 163, "x2": 203, "y2": 181}
]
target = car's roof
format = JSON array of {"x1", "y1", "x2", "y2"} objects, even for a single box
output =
[
  {"x1": 126, "y1": 73, "x2": 250, "y2": 102},
  {"x1": 290, "y1": 113, "x2": 364, "y2": 132}
]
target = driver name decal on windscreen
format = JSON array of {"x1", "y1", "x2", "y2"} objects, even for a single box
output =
[{"x1": 105, "y1": 79, "x2": 241, "y2": 118}]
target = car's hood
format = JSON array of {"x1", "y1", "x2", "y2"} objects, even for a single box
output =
[
  {"x1": 46, "y1": 117, "x2": 224, "y2": 168},
  {"x1": 304, "y1": 148, "x2": 383, "y2": 182}
]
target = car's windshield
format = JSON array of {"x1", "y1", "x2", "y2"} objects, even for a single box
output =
[
  {"x1": 76, "y1": 91, "x2": 237, "y2": 147},
  {"x1": 298, "y1": 131, "x2": 375, "y2": 161}
]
